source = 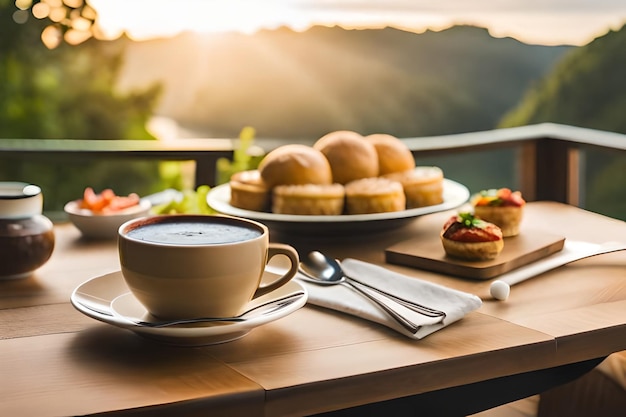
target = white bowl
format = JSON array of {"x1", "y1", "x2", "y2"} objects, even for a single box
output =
[{"x1": 64, "y1": 199, "x2": 151, "y2": 239}]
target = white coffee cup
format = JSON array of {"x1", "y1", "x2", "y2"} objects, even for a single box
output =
[{"x1": 118, "y1": 214, "x2": 299, "y2": 319}]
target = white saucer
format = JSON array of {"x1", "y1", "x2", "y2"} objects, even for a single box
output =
[{"x1": 71, "y1": 271, "x2": 307, "y2": 346}]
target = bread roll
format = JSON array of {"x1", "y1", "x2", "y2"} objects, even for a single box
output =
[
  {"x1": 229, "y1": 170, "x2": 270, "y2": 212},
  {"x1": 313, "y1": 131, "x2": 379, "y2": 184},
  {"x1": 259, "y1": 144, "x2": 332, "y2": 188},
  {"x1": 272, "y1": 184, "x2": 345, "y2": 215},
  {"x1": 365, "y1": 133, "x2": 415, "y2": 175},
  {"x1": 344, "y1": 177, "x2": 405, "y2": 214}
]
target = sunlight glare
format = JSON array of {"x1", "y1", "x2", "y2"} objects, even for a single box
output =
[
  {"x1": 12, "y1": 9, "x2": 29, "y2": 24},
  {"x1": 48, "y1": 6, "x2": 66, "y2": 23},
  {"x1": 88, "y1": 0, "x2": 626, "y2": 46},
  {"x1": 31, "y1": 2, "x2": 49, "y2": 19},
  {"x1": 91, "y1": 0, "x2": 307, "y2": 40},
  {"x1": 43, "y1": 0, "x2": 62, "y2": 7},
  {"x1": 14, "y1": 0, "x2": 33, "y2": 10},
  {"x1": 41, "y1": 24, "x2": 62, "y2": 49},
  {"x1": 65, "y1": 28, "x2": 92, "y2": 45},
  {"x1": 63, "y1": 0, "x2": 83, "y2": 8}
]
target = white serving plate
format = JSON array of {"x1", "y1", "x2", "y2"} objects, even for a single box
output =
[{"x1": 207, "y1": 178, "x2": 469, "y2": 235}]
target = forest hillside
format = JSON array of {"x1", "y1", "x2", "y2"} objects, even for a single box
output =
[
  {"x1": 117, "y1": 25, "x2": 571, "y2": 140},
  {"x1": 500, "y1": 24, "x2": 626, "y2": 134}
]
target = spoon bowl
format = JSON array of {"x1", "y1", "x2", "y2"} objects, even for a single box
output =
[{"x1": 299, "y1": 251, "x2": 345, "y2": 284}]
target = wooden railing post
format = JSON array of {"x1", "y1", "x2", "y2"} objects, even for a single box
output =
[
  {"x1": 194, "y1": 154, "x2": 223, "y2": 187},
  {"x1": 518, "y1": 142, "x2": 537, "y2": 202},
  {"x1": 533, "y1": 138, "x2": 571, "y2": 204}
]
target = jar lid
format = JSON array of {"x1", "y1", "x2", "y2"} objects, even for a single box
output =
[{"x1": 0, "y1": 182, "x2": 44, "y2": 218}]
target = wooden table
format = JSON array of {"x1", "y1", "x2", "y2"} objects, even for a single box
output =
[{"x1": 1, "y1": 202, "x2": 625, "y2": 416}]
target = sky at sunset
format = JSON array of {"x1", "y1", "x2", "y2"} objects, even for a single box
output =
[{"x1": 89, "y1": 0, "x2": 626, "y2": 46}]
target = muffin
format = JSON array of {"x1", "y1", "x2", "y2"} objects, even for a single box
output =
[
  {"x1": 258, "y1": 144, "x2": 333, "y2": 187},
  {"x1": 441, "y1": 212, "x2": 504, "y2": 261},
  {"x1": 229, "y1": 170, "x2": 270, "y2": 212},
  {"x1": 313, "y1": 131, "x2": 379, "y2": 184},
  {"x1": 383, "y1": 166, "x2": 444, "y2": 209},
  {"x1": 471, "y1": 188, "x2": 525, "y2": 237},
  {"x1": 365, "y1": 133, "x2": 415, "y2": 175},
  {"x1": 272, "y1": 184, "x2": 345, "y2": 215},
  {"x1": 344, "y1": 177, "x2": 405, "y2": 214}
]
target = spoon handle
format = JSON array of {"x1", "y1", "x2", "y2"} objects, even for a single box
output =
[
  {"x1": 130, "y1": 294, "x2": 302, "y2": 328},
  {"x1": 346, "y1": 276, "x2": 446, "y2": 318},
  {"x1": 341, "y1": 281, "x2": 421, "y2": 334}
]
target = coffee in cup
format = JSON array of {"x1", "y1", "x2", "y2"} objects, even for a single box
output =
[{"x1": 118, "y1": 214, "x2": 299, "y2": 319}]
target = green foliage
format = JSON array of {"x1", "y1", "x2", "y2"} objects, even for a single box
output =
[
  {"x1": 500, "y1": 25, "x2": 626, "y2": 134},
  {"x1": 0, "y1": 1, "x2": 161, "y2": 139},
  {"x1": 151, "y1": 185, "x2": 214, "y2": 215},
  {"x1": 0, "y1": 154, "x2": 161, "y2": 214},
  {"x1": 0, "y1": 41, "x2": 161, "y2": 139},
  {"x1": 0, "y1": 1, "x2": 168, "y2": 212},
  {"x1": 584, "y1": 150, "x2": 626, "y2": 221},
  {"x1": 216, "y1": 126, "x2": 263, "y2": 184},
  {"x1": 499, "y1": 25, "x2": 626, "y2": 220}
]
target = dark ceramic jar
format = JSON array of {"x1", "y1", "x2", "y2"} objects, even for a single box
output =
[{"x1": 0, "y1": 182, "x2": 55, "y2": 279}]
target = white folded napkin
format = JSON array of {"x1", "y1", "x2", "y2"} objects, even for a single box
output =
[{"x1": 297, "y1": 258, "x2": 482, "y2": 339}]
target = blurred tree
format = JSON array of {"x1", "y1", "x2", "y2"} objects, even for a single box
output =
[
  {"x1": 0, "y1": 0, "x2": 167, "y2": 212},
  {"x1": 0, "y1": 0, "x2": 161, "y2": 139},
  {"x1": 499, "y1": 25, "x2": 626, "y2": 134}
]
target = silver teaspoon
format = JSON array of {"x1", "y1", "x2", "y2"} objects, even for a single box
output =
[
  {"x1": 119, "y1": 294, "x2": 302, "y2": 328},
  {"x1": 299, "y1": 252, "x2": 438, "y2": 334},
  {"x1": 300, "y1": 251, "x2": 446, "y2": 318}
]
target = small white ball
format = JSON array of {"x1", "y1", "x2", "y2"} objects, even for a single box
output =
[{"x1": 490, "y1": 280, "x2": 510, "y2": 301}]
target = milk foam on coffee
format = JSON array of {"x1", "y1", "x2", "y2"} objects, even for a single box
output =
[{"x1": 127, "y1": 221, "x2": 262, "y2": 245}]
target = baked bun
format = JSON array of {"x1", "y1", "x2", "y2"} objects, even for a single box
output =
[
  {"x1": 471, "y1": 188, "x2": 525, "y2": 237},
  {"x1": 229, "y1": 170, "x2": 270, "y2": 212},
  {"x1": 272, "y1": 184, "x2": 345, "y2": 215},
  {"x1": 383, "y1": 166, "x2": 444, "y2": 208},
  {"x1": 313, "y1": 131, "x2": 379, "y2": 184},
  {"x1": 344, "y1": 177, "x2": 405, "y2": 214},
  {"x1": 440, "y1": 213, "x2": 504, "y2": 261},
  {"x1": 259, "y1": 144, "x2": 332, "y2": 188},
  {"x1": 365, "y1": 134, "x2": 415, "y2": 175}
]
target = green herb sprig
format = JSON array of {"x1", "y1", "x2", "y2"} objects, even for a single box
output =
[{"x1": 457, "y1": 212, "x2": 487, "y2": 229}]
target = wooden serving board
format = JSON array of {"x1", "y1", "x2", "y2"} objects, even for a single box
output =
[{"x1": 385, "y1": 230, "x2": 566, "y2": 280}]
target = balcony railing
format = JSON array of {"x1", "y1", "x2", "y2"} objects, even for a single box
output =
[
  {"x1": 401, "y1": 123, "x2": 626, "y2": 207},
  {"x1": 1, "y1": 123, "x2": 624, "y2": 220}
]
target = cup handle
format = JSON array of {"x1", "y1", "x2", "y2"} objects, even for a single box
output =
[{"x1": 252, "y1": 243, "x2": 299, "y2": 299}]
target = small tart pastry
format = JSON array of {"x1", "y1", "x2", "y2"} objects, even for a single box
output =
[
  {"x1": 383, "y1": 166, "x2": 444, "y2": 209},
  {"x1": 344, "y1": 177, "x2": 405, "y2": 214},
  {"x1": 441, "y1": 212, "x2": 504, "y2": 261},
  {"x1": 471, "y1": 188, "x2": 526, "y2": 237},
  {"x1": 272, "y1": 183, "x2": 345, "y2": 215},
  {"x1": 229, "y1": 170, "x2": 270, "y2": 212}
]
